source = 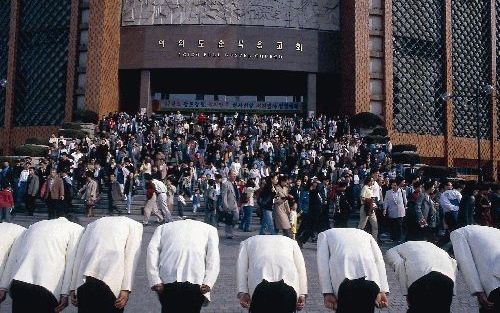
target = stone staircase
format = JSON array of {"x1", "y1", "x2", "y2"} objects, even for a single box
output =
[{"x1": 26, "y1": 186, "x2": 207, "y2": 218}]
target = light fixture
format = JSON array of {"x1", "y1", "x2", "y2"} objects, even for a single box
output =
[
  {"x1": 481, "y1": 84, "x2": 494, "y2": 96},
  {"x1": 0, "y1": 79, "x2": 7, "y2": 88},
  {"x1": 440, "y1": 92, "x2": 452, "y2": 102}
]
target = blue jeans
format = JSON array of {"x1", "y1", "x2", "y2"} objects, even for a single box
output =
[
  {"x1": 16, "y1": 181, "x2": 27, "y2": 206},
  {"x1": 127, "y1": 192, "x2": 133, "y2": 213},
  {"x1": 239, "y1": 205, "x2": 253, "y2": 231},
  {"x1": 0, "y1": 207, "x2": 12, "y2": 222},
  {"x1": 205, "y1": 201, "x2": 217, "y2": 227},
  {"x1": 259, "y1": 209, "x2": 276, "y2": 235}
]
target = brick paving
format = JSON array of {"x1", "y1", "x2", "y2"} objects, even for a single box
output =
[{"x1": 0, "y1": 214, "x2": 479, "y2": 313}]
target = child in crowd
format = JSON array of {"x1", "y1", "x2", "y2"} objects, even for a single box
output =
[
  {"x1": 192, "y1": 188, "x2": 201, "y2": 213},
  {"x1": 177, "y1": 192, "x2": 187, "y2": 218},
  {"x1": 0, "y1": 183, "x2": 14, "y2": 223},
  {"x1": 205, "y1": 179, "x2": 217, "y2": 227}
]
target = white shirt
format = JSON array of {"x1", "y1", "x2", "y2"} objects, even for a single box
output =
[
  {"x1": 450, "y1": 225, "x2": 500, "y2": 296},
  {"x1": 71, "y1": 217, "x2": 143, "y2": 297},
  {"x1": 18, "y1": 170, "x2": 29, "y2": 184},
  {"x1": 0, "y1": 223, "x2": 26, "y2": 280},
  {"x1": 370, "y1": 181, "x2": 383, "y2": 201},
  {"x1": 439, "y1": 189, "x2": 462, "y2": 213},
  {"x1": 386, "y1": 241, "x2": 457, "y2": 295},
  {"x1": 152, "y1": 179, "x2": 168, "y2": 193},
  {"x1": 317, "y1": 228, "x2": 389, "y2": 296},
  {"x1": 230, "y1": 162, "x2": 241, "y2": 175},
  {"x1": 237, "y1": 235, "x2": 307, "y2": 298},
  {"x1": 0, "y1": 218, "x2": 83, "y2": 297},
  {"x1": 353, "y1": 174, "x2": 360, "y2": 185},
  {"x1": 147, "y1": 220, "x2": 220, "y2": 302}
]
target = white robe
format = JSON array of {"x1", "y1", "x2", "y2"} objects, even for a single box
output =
[
  {"x1": 0, "y1": 218, "x2": 83, "y2": 297},
  {"x1": 0, "y1": 223, "x2": 26, "y2": 281},
  {"x1": 450, "y1": 225, "x2": 500, "y2": 296},
  {"x1": 147, "y1": 219, "x2": 220, "y2": 302},
  {"x1": 237, "y1": 235, "x2": 307, "y2": 298},
  {"x1": 71, "y1": 216, "x2": 143, "y2": 297},
  {"x1": 317, "y1": 228, "x2": 389, "y2": 296},
  {"x1": 386, "y1": 241, "x2": 457, "y2": 295}
]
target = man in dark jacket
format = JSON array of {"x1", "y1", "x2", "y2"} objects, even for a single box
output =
[
  {"x1": 25, "y1": 167, "x2": 40, "y2": 216},
  {"x1": 60, "y1": 171, "x2": 73, "y2": 214}
]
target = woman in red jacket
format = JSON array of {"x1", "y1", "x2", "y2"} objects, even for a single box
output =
[{"x1": 0, "y1": 184, "x2": 14, "y2": 222}]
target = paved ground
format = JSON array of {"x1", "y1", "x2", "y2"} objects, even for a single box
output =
[{"x1": 0, "y1": 213, "x2": 479, "y2": 313}]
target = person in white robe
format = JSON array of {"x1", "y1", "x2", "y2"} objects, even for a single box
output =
[
  {"x1": 70, "y1": 216, "x2": 143, "y2": 313},
  {"x1": 0, "y1": 217, "x2": 83, "y2": 313},
  {"x1": 386, "y1": 241, "x2": 457, "y2": 313},
  {"x1": 147, "y1": 219, "x2": 220, "y2": 313},
  {"x1": 237, "y1": 235, "x2": 307, "y2": 313},
  {"x1": 317, "y1": 228, "x2": 389, "y2": 313},
  {"x1": 0, "y1": 223, "x2": 26, "y2": 309},
  {"x1": 450, "y1": 225, "x2": 500, "y2": 313},
  {"x1": 145, "y1": 174, "x2": 173, "y2": 222}
]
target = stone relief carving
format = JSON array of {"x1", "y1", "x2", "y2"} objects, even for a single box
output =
[{"x1": 122, "y1": 0, "x2": 340, "y2": 31}]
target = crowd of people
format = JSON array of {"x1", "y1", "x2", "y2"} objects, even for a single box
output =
[
  {"x1": 0, "y1": 112, "x2": 498, "y2": 245},
  {"x1": 0, "y1": 111, "x2": 499, "y2": 313}
]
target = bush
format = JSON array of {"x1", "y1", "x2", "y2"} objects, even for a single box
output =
[
  {"x1": 25, "y1": 137, "x2": 47, "y2": 145},
  {"x1": 371, "y1": 127, "x2": 388, "y2": 137},
  {"x1": 61, "y1": 122, "x2": 82, "y2": 130},
  {"x1": 350, "y1": 112, "x2": 383, "y2": 129},
  {"x1": 58, "y1": 129, "x2": 89, "y2": 139},
  {"x1": 13, "y1": 145, "x2": 49, "y2": 157},
  {"x1": 392, "y1": 144, "x2": 417, "y2": 153},
  {"x1": 364, "y1": 135, "x2": 388, "y2": 144},
  {"x1": 74, "y1": 109, "x2": 99, "y2": 124},
  {"x1": 420, "y1": 166, "x2": 457, "y2": 180},
  {"x1": 391, "y1": 152, "x2": 421, "y2": 165}
]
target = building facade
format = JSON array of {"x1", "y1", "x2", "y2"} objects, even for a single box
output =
[{"x1": 0, "y1": 0, "x2": 498, "y2": 180}]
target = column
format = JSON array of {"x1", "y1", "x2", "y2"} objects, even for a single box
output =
[
  {"x1": 307, "y1": 73, "x2": 317, "y2": 115},
  {"x1": 4, "y1": 0, "x2": 20, "y2": 154},
  {"x1": 140, "y1": 70, "x2": 152, "y2": 116},
  {"x1": 443, "y1": 0, "x2": 453, "y2": 168}
]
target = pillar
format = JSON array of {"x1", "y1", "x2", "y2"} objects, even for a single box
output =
[
  {"x1": 340, "y1": 0, "x2": 370, "y2": 115},
  {"x1": 443, "y1": 0, "x2": 453, "y2": 168},
  {"x1": 140, "y1": 70, "x2": 152, "y2": 116},
  {"x1": 307, "y1": 73, "x2": 317, "y2": 116},
  {"x1": 4, "y1": 0, "x2": 20, "y2": 154}
]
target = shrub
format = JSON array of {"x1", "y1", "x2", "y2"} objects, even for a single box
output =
[
  {"x1": 371, "y1": 127, "x2": 388, "y2": 137},
  {"x1": 350, "y1": 112, "x2": 383, "y2": 129},
  {"x1": 392, "y1": 144, "x2": 417, "y2": 153},
  {"x1": 58, "y1": 129, "x2": 89, "y2": 139},
  {"x1": 420, "y1": 166, "x2": 457, "y2": 180},
  {"x1": 364, "y1": 135, "x2": 388, "y2": 144},
  {"x1": 61, "y1": 122, "x2": 82, "y2": 130},
  {"x1": 13, "y1": 145, "x2": 49, "y2": 157},
  {"x1": 25, "y1": 137, "x2": 48, "y2": 145},
  {"x1": 74, "y1": 109, "x2": 99, "y2": 124},
  {"x1": 391, "y1": 152, "x2": 420, "y2": 165}
]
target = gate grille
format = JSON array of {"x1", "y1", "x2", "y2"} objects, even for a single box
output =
[
  {"x1": 497, "y1": 0, "x2": 500, "y2": 139},
  {"x1": 0, "y1": 0, "x2": 10, "y2": 127},
  {"x1": 452, "y1": 0, "x2": 492, "y2": 138},
  {"x1": 392, "y1": 0, "x2": 445, "y2": 135},
  {"x1": 13, "y1": 0, "x2": 70, "y2": 126}
]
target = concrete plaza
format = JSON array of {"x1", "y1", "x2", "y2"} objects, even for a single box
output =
[{"x1": 0, "y1": 214, "x2": 479, "y2": 313}]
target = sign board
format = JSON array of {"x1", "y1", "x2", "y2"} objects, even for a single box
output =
[{"x1": 159, "y1": 99, "x2": 302, "y2": 112}]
